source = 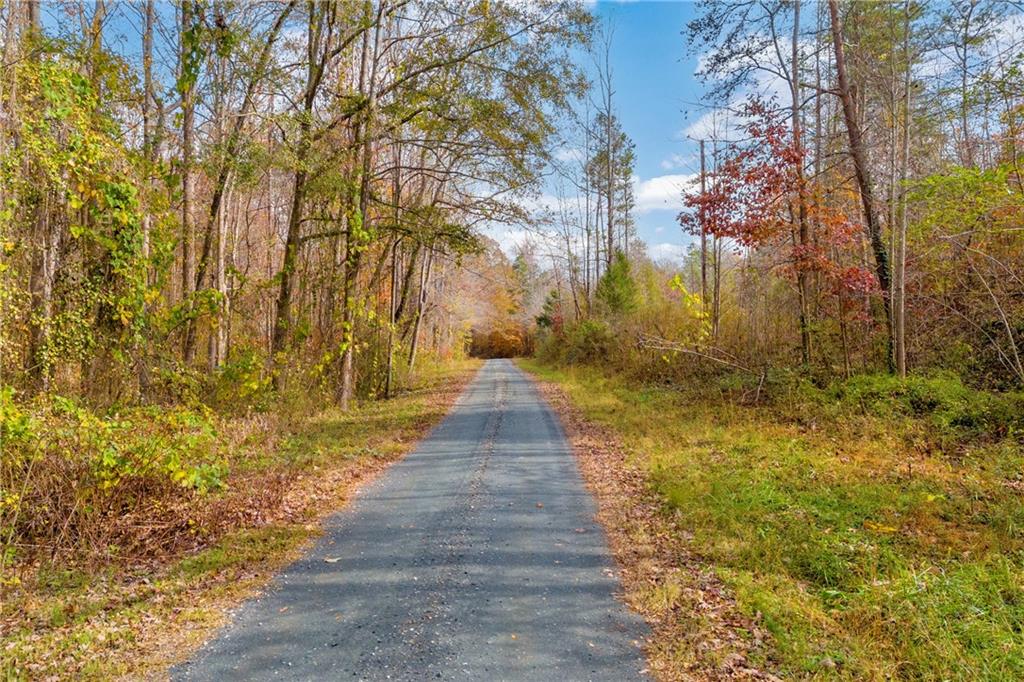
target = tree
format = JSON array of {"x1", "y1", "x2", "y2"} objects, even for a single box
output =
[
  {"x1": 0, "y1": 0, "x2": 591, "y2": 404},
  {"x1": 595, "y1": 250, "x2": 636, "y2": 315},
  {"x1": 829, "y1": 0, "x2": 895, "y2": 371},
  {"x1": 688, "y1": 0, "x2": 815, "y2": 363}
]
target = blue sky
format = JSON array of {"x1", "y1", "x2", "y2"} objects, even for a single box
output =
[
  {"x1": 590, "y1": 0, "x2": 705, "y2": 262},
  {"x1": 512, "y1": 1, "x2": 711, "y2": 263}
]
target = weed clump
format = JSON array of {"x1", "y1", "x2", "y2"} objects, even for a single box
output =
[
  {"x1": 1, "y1": 388, "x2": 227, "y2": 567},
  {"x1": 824, "y1": 372, "x2": 1024, "y2": 440}
]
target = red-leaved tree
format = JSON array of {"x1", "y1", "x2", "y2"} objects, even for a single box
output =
[{"x1": 679, "y1": 98, "x2": 877, "y2": 367}]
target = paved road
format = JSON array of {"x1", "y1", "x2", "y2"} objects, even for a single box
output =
[{"x1": 175, "y1": 359, "x2": 648, "y2": 681}]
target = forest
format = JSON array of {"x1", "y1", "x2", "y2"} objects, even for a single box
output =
[{"x1": 1, "y1": 0, "x2": 1023, "y2": 679}]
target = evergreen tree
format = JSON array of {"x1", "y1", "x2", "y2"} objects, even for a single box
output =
[{"x1": 595, "y1": 250, "x2": 636, "y2": 315}]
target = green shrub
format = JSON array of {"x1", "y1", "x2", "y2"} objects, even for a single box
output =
[
  {"x1": 210, "y1": 346, "x2": 273, "y2": 413},
  {"x1": 564, "y1": 319, "x2": 614, "y2": 365},
  {"x1": 0, "y1": 386, "x2": 34, "y2": 444},
  {"x1": 595, "y1": 250, "x2": 637, "y2": 315},
  {"x1": 827, "y1": 372, "x2": 1023, "y2": 439},
  {"x1": 1, "y1": 391, "x2": 227, "y2": 564}
]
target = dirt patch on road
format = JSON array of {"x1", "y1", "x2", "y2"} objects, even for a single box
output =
[{"x1": 530, "y1": 375, "x2": 779, "y2": 682}]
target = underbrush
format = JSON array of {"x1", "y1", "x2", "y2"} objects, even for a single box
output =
[
  {"x1": 523, "y1": 359, "x2": 1024, "y2": 681},
  {"x1": 1, "y1": 390, "x2": 228, "y2": 569},
  {"x1": 821, "y1": 372, "x2": 1024, "y2": 439},
  {"x1": 0, "y1": 358, "x2": 479, "y2": 679}
]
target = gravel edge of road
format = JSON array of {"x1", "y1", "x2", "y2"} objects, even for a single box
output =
[{"x1": 520, "y1": 362, "x2": 781, "y2": 682}]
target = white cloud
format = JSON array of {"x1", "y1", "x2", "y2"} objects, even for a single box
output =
[
  {"x1": 634, "y1": 173, "x2": 696, "y2": 214},
  {"x1": 683, "y1": 35, "x2": 805, "y2": 143},
  {"x1": 681, "y1": 107, "x2": 741, "y2": 141},
  {"x1": 681, "y1": 65, "x2": 788, "y2": 141},
  {"x1": 489, "y1": 226, "x2": 532, "y2": 254},
  {"x1": 647, "y1": 242, "x2": 688, "y2": 264},
  {"x1": 553, "y1": 146, "x2": 583, "y2": 163},
  {"x1": 659, "y1": 152, "x2": 694, "y2": 171},
  {"x1": 526, "y1": 174, "x2": 698, "y2": 217}
]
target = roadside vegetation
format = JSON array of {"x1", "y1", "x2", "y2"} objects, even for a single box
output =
[
  {"x1": 4, "y1": 0, "x2": 1024, "y2": 679},
  {"x1": 1, "y1": 0, "x2": 581, "y2": 677},
  {"x1": 526, "y1": 360, "x2": 1024, "y2": 680},
  {"x1": 1, "y1": 359, "x2": 478, "y2": 679}
]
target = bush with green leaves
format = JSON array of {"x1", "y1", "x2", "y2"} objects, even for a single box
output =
[
  {"x1": 209, "y1": 345, "x2": 274, "y2": 413},
  {"x1": 1, "y1": 389, "x2": 227, "y2": 564},
  {"x1": 564, "y1": 319, "x2": 615, "y2": 364},
  {"x1": 824, "y1": 372, "x2": 1024, "y2": 439}
]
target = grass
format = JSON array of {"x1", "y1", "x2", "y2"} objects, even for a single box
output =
[
  {"x1": 2, "y1": 525, "x2": 315, "y2": 680},
  {"x1": 0, "y1": 359, "x2": 480, "y2": 680},
  {"x1": 521, "y1": 359, "x2": 1024, "y2": 681}
]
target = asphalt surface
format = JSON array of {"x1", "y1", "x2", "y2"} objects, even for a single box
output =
[{"x1": 174, "y1": 359, "x2": 648, "y2": 681}]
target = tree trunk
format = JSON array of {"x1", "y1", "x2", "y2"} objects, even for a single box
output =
[
  {"x1": 385, "y1": 146, "x2": 402, "y2": 399},
  {"x1": 141, "y1": 0, "x2": 155, "y2": 263},
  {"x1": 272, "y1": 1, "x2": 331, "y2": 373},
  {"x1": 26, "y1": 198, "x2": 59, "y2": 391},
  {"x1": 407, "y1": 247, "x2": 434, "y2": 373},
  {"x1": 711, "y1": 141, "x2": 721, "y2": 340},
  {"x1": 385, "y1": 240, "x2": 399, "y2": 399},
  {"x1": 23, "y1": 4, "x2": 54, "y2": 391},
  {"x1": 394, "y1": 242, "x2": 421, "y2": 329},
  {"x1": 792, "y1": 0, "x2": 812, "y2": 366},
  {"x1": 27, "y1": 0, "x2": 40, "y2": 34},
  {"x1": 209, "y1": 48, "x2": 228, "y2": 371},
  {"x1": 213, "y1": 181, "x2": 229, "y2": 368},
  {"x1": 271, "y1": 164, "x2": 308, "y2": 362},
  {"x1": 583, "y1": 107, "x2": 592, "y2": 302},
  {"x1": 958, "y1": 3, "x2": 975, "y2": 167},
  {"x1": 194, "y1": 0, "x2": 296, "y2": 294},
  {"x1": 180, "y1": 0, "x2": 197, "y2": 364},
  {"x1": 339, "y1": 4, "x2": 384, "y2": 409},
  {"x1": 137, "y1": 0, "x2": 156, "y2": 397},
  {"x1": 265, "y1": 94, "x2": 276, "y2": 358},
  {"x1": 700, "y1": 138, "x2": 708, "y2": 312},
  {"x1": 896, "y1": 0, "x2": 912, "y2": 377},
  {"x1": 605, "y1": 112, "x2": 614, "y2": 267},
  {"x1": 713, "y1": 234, "x2": 722, "y2": 341},
  {"x1": 828, "y1": 0, "x2": 895, "y2": 371}
]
